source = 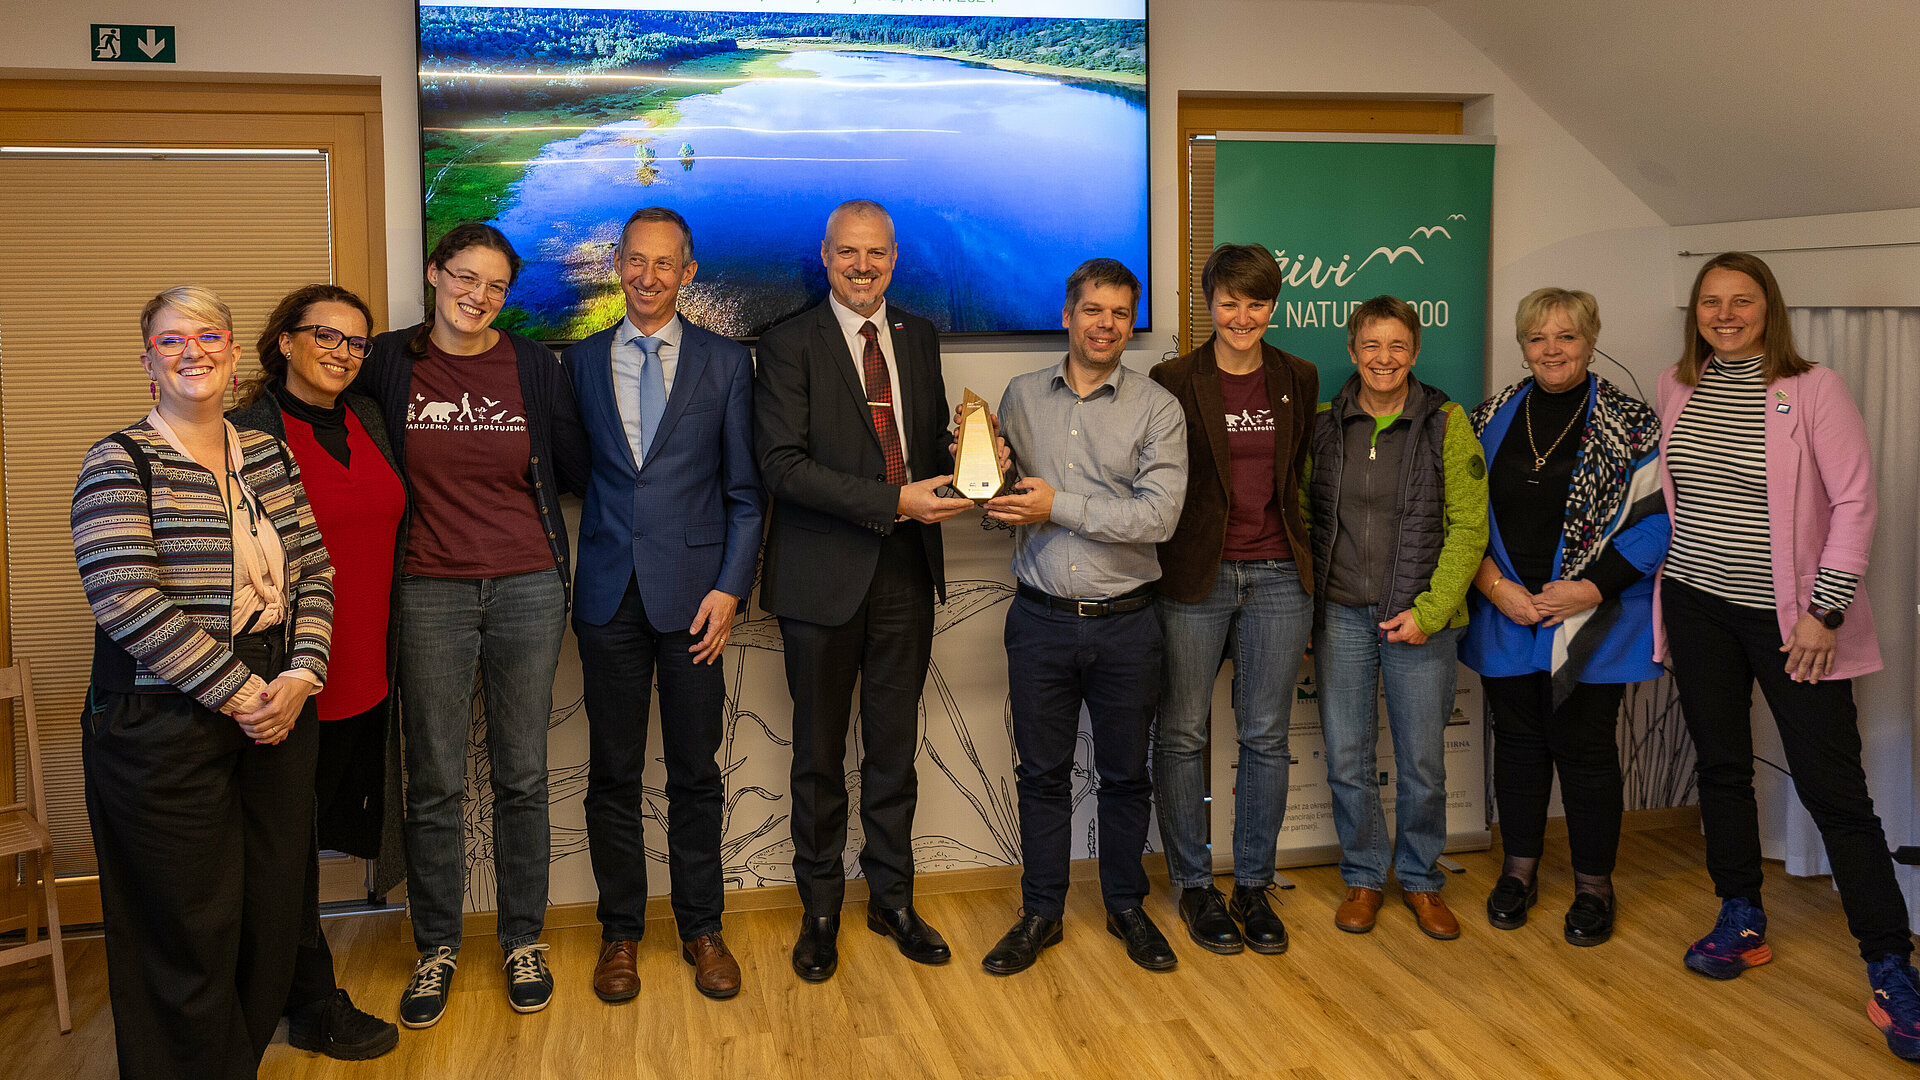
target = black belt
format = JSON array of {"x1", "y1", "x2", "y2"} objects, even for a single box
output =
[{"x1": 1016, "y1": 582, "x2": 1154, "y2": 617}]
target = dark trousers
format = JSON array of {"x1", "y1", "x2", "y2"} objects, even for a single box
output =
[
  {"x1": 287, "y1": 699, "x2": 387, "y2": 1009},
  {"x1": 82, "y1": 681, "x2": 318, "y2": 1080},
  {"x1": 1484, "y1": 674, "x2": 1625, "y2": 875},
  {"x1": 1006, "y1": 594, "x2": 1161, "y2": 920},
  {"x1": 576, "y1": 576, "x2": 727, "y2": 941},
  {"x1": 782, "y1": 524, "x2": 934, "y2": 914},
  {"x1": 1663, "y1": 578, "x2": 1912, "y2": 961}
]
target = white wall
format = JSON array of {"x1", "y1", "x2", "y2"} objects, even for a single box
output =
[
  {"x1": 1149, "y1": 0, "x2": 1674, "y2": 394},
  {"x1": 1671, "y1": 209, "x2": 1920, "y2": 309},
  {"x1": 5, "y1": 0, "x2": 1707, "y2": 905},
  {"x1": 1, "y1": 1, "x2": 423, "y2": 317},
  {"x1": 6, "y1": 0, "x2": 1685, "y2": 395}
]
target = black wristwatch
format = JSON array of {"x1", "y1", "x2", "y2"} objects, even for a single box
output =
[{"x1": 1808, "y1": 602, "x2": 1845, "y2": 629}]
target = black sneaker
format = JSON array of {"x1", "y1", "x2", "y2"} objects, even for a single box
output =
[
  {"x1": 288, "y1": 988, "x2": 400, "y2": 1060},
  {"x1": 504, "y1": 942, "x2": 554, "y2": 1013},
  {"x1": 398, "y1": 946, "x2": 458, "y2": 1029}
]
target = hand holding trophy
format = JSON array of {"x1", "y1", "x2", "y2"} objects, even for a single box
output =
[{"x1": 949, "y1": 388, "x2": 1013, "y2": 502}]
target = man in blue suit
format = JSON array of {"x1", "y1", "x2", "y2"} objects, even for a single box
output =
[{"x1": 561, "y1": 207, "x2": 763, "y2": 1004}]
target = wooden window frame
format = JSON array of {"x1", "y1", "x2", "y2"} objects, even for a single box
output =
[{"x1": 0, "y1": 77, "x2": 386, "y2": 928}]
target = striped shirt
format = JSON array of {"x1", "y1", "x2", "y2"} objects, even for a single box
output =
[
  {"x1": 72, "y1": 421, "x2": 334, "y2": 711},
  {"x1": 1665, "y1": 355, "x2": 1857, "y2": 612}
]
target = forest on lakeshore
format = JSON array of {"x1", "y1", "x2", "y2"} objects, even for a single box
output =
[{"x1": 420, "y1": 6, "x2": 1146, "y2": 86}]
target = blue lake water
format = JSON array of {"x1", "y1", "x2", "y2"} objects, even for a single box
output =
[{"x1": 488, "y1": 49, "x2": 1149, "y2": 336}]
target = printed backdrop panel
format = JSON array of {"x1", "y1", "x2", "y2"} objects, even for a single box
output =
[{"x1": 1211, "y1": 135, "x2": 1495, "y2": 410}]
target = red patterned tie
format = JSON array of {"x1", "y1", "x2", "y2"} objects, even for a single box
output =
[{"x1": 859, "y1": 321, "x2": 907, "y2": 485}]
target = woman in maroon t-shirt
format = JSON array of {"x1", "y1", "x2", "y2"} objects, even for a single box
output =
[
  {"x1": 357, "y1": 224, "x2": 590, "y2": 1027},
  {"x1": 231, "y1": 284, "x2": 405, "y2": 1060},
  {"x1": 1147, "y1": 244, "x2": 1320, "y2": 957}
]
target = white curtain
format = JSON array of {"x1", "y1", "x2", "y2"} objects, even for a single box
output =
[{"x1": 1757, "y1": 308, "x2": 1920, "y2": 925}]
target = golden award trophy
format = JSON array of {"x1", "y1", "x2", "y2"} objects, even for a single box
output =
[{"x1": 951, "y1": 388, "x2": 1008, "y2": 502}]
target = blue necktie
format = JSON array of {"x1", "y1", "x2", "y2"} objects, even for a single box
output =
[{"x1": 624, "y1": 334, "x2": 667, "y2": 465}]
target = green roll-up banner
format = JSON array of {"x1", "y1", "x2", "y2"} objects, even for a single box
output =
[{"x1": 1212, "y1": 135, "x2": 1495, "y2": 409}]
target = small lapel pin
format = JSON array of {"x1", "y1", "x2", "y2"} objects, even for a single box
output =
[
  {"x1": 1281, "y1": 394, "x2": 1290, "y2": 404},
  {"x1": 1776, "y1": 402, "x2": 1791, "y2": 413},
  {"x1": 1775, "y1": 390, "x2": 1789, "y2": 400}
]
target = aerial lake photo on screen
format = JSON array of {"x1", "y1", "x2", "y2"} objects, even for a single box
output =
[{"x1": 419, "y1": 7, "x2": 1148, "y2": 338}]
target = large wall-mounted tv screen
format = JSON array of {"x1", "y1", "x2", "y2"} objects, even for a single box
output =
[{"x1": 417, "y1": 1, "x2": 1149, "y2": 339}]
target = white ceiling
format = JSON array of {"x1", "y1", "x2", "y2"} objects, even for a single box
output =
[{"x1": 1338, "y1": 0, "x2": 1920, "y2": 225}]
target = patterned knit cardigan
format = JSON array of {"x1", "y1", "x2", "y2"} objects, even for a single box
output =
[{"x1": 72, "y1": 420, "x2": 335, "y2": 712}]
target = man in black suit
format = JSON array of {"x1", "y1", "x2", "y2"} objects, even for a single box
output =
[{"x1": 755, "y1": 199, "x2": 973, "y2": 982}]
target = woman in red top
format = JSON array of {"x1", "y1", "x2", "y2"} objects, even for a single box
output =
[{"x1": 231, "y1": 284, "x2": 407, "y2": 1060}]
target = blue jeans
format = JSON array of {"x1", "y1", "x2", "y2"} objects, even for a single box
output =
[
  {"x1": 1153, "y1": 559, "x2": 1312, "y2": 889},
  {"x1": 400, "y1": 569, "x2": 566, "y2": 954},
  {"x1": 1316, "y1": 601, "x2": 1462, "y2": 893}
]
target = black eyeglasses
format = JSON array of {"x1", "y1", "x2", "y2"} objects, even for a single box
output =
[{"x1": 292, "y1": 324, "x2": 373, "y2": 359}]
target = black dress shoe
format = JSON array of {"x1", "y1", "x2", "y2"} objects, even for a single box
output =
[
  {"x1": 1105, "y1": 907, "x2": 1177, "y2": 972},
  {"x1": 866, "y1": 904, "x2": 952, "y2": 964},
  {"x1": 981, "y1": 912, "x2": 1062, "y2": 976},
  {"x1": 1564, "y1": 892, "x2": 1615, "y2": 947},
  {"x1": 1486, "y1": 874, "x2": 1538, "y2": 930},
  {"x1": 1178, "y1": 886, "x2": 1244, "y2": 954},
  {"x1": 1228, "y1": 884, "x2": 1289, "y2": 955},
  {"x1": 791, "y1": 913, "x2": 840, "y2": 982}
]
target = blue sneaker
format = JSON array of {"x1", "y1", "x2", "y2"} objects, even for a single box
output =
[
  {"x1": 1683, "y1": 897, "x2": 1771, "y2": 979},
  {"x1": 1867, "y1": 955, "x2": 1920, "y2": 1061}
]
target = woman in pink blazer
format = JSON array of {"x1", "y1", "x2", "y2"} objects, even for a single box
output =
[{"x1": 1655, "y1": 251, "x2": 1915, "y2": 1062}]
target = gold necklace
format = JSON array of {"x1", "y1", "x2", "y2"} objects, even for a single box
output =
[{"x1": 1523, "y1": 389, "x2": 1582, "y2": 472}]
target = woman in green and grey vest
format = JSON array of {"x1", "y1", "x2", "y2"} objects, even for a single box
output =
[{"x1": 1302, "y1": 294, "x2": 1487, "y2": 943}]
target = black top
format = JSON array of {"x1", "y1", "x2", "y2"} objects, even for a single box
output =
[
  {"x1": 1491, "y1": 381, "x2": 1587, "y2": 591},
  {"x1": 272, "y1": 383, "x2": 351, "y2": 467}
]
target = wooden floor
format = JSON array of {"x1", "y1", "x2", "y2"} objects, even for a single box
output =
[{"x1": 1, "y1": 825, "x2": 1908, "y2": 1079}]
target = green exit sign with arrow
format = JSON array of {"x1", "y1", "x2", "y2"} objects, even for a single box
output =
[{"x1": 91, "y1": 24, "x2": 176, "y2": 64}]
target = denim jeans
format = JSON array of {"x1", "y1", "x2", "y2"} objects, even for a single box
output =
[
  {"x1": 1153, "y1": 559, "x2": 1312, "y2": 889},
  {"x1": 1315, "y1": 600, "x2": 1462, "y2": 893},
  {"x1": 400, "y1": 569, "x2": 566, "y2": 954}
]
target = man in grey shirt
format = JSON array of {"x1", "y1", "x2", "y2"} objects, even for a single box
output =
[{"x1": 978, "y1": 258, "x2": 1188, "y2": 976}]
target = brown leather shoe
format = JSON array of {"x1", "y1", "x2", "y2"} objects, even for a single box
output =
[
  {"x1": 1404, "y1": 890, "x2": 1462, "y2": 940},
  {"x1": 593, "y1": 940, "x2": 640, "y2": 1003},
  {"x1": 683, "y1": 932, "x2": 742, "y2": 1000},
  {"x1": 1335, "y1": 887, "x2": 1384, "y2": 933}
]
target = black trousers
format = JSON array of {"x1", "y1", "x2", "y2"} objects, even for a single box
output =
[
  {"x1": 576, "y1": 577, "x2": 727, "y2": 941},
  {"x1": 782, "y1": 523, "x2": 934, "y2": 914},
  {"x1": 1006, "y1": 595, "x2": 1161, "y2": 919},
  {"x1": 1663, "y1": 578, "x2": 1912, "y2": 962},
  {"x1": 83, "y1": 676, "x2": 318, "y2": 1080},
  {"x1": 1483, "y1": 673, "x2": 1625, "y2": 875},
  {"x1": 286, "y1": 699, "x2": 387, "y2": 1010}
]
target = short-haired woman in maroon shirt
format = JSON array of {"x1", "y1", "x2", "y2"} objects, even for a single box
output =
[{"x1": 231, "y1": 283, "x2": 406, "y2": 1060}]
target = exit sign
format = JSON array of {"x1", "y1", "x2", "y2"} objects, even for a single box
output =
[{"x1": 91, "y1": 24, "x2": 176, "y2": 64}]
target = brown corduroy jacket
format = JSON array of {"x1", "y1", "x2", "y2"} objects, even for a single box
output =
[{"x1": 1148, "y1": 337, "x2": 1320, "y2": 603}]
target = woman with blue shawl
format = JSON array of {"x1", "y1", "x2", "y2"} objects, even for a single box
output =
[{"x1": 1462, "y1": 288, "x2": 1669, "y2": 947}]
